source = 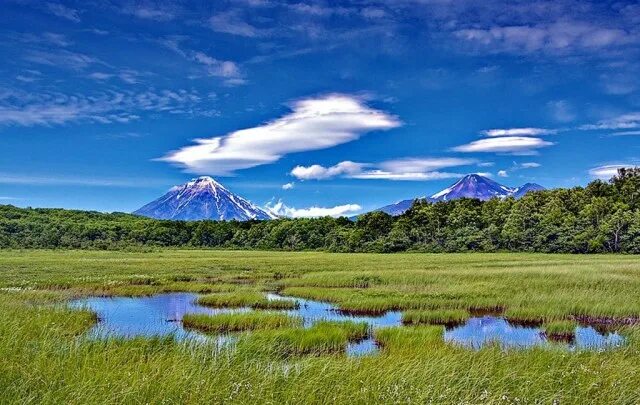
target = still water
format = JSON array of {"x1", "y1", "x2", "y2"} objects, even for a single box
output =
[
  {"x1": 71, "y1": 293, "x2": 625, "y2": 355},
  {"x1": 444, "y1": 316, "x2": 625, "y2": 350},
  {"x1": 70, "y1": 292, "x2": 402, "y2": 356}
]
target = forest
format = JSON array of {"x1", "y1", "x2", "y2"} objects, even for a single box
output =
[{"x1": 1, "y1": 168, "x2": 639, "y2": 253}]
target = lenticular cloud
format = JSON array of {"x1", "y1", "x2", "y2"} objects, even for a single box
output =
[{"x1": 160, "y1": 94, "x2": 401, "y2": 175}]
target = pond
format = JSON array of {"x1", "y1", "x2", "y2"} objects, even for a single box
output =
[
  {"x1": 444, "y1": 316, "x2": 625, "y2": 350},
  {"x1": 70, "y1": 292, "x2": 402, "y2": 356},
  {"x1": 70, "y1": 293, "x2": 625, "y2": 355}
]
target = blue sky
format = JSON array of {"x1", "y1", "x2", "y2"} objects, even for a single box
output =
[{"x1": 2, "y1": 0, "x2": 640, "y2": 216}]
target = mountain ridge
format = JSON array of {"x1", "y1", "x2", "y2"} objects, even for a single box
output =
[{"x1": 366, "y1": 174, "x2": 545, "y2": 217}]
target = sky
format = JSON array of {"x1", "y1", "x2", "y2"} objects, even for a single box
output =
[{"x1": 1, "y1": 0, "x2": 640, "y2": 217}]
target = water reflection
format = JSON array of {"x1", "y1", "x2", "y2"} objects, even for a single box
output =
[
  {"x1": 444, "y1": 316, "x2": 625, "y2": 350},
  {"x1": 70, "y1": 294, "x2": 625, "y2": 355},
  {"x1": 71, "y1": 293, "x2": 402, "y2": 355}
]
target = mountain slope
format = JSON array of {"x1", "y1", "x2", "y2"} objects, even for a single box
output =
[
  {"x1": 511, "y1": 183, "x2": 546, "y2": 199},
  {"x1": 134, "y1": 176, "x2": 275, "y2": 221},
  {"x1": 366, "y1": 174, "x2": 545, "y2": 217},
  {"x1": 375, "y1": 198, "x2": 426, "y2": 216},
  {"x1": 430, "y1": 174, "x2": 514, "y2": 201}
]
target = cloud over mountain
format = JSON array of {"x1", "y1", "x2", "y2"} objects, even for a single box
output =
[
  {"x1": 265, "y1": 200, "x2": 361, "y2": 218},
  {"x1": 291, "y1": 158, "x2": 476, "y2": 181}
]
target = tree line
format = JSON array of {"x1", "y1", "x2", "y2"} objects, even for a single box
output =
[{"x1": 1, "y1": 168, "x2": 640, "y2": 253}]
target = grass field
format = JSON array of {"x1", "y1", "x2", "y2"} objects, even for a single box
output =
[{"x1": 1, "y1": 250, "x2": 640, "y2": 403}]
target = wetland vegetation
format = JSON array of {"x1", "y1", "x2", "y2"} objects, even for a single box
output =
[{"x1": 1, "y1": 250, "x2": 640, "y2": 403}]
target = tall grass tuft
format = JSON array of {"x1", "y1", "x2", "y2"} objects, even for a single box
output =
[
  {"x1": 197, "y1": 292, "x2": 299, "y2": 310},
  {"x1": 182, "y1": 312, "x2": 302, "y2": 333},
  {"x1": 402, "y1": 309, "x2": 469, "y2": 326},
  {"x1": 237, "y1": 321, "x2": 369, "y2": 357}
]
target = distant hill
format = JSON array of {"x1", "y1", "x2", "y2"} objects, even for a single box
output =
[{"x1": 134, "y1": 176, "x2": 275, "y2": 221}]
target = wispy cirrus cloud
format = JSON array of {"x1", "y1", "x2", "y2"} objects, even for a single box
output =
[
  {"x1": 0, "y1": 88, "x2": 213, "y2": 127},
  {"x1": 453, "y1": 21, "x2": 637, "y2": 56},
  {"x1": 160, "y1": 94, "x2": 400, "y2": 175},
  {"x1": 580, "y1": 112, "x2": 640, "y2": 130},
  {"x1": 209, "y1": 10, "x2": 263, "y2": 37},
  {"x1": 193, "y1": 52, "x2": 245, "y2": 85},
  {"x1": 608, "y1": 130, "x2": 640, "y2": 137},
  {"x1": 547, "y1": 100, "x2": 576, "y2": 123},
  {"x1": 46, "y1": 2, "x2": 80, "y2": 22},
  {"x1": 88, "y1": 69, "x2": 147, "y2": 84},
  {"x1": 291, "y1": 158, "x2": 476, "y2": 181},
  {"x1": 0, "y1": 173, "x2": 165, "y2": 188},
  {"x1": 24, "y1": 49, "x2": 99, "y2": 70},
  {"x1": 496, "y1": 161, "x2": 541, "y2": 177},
  {"x1": 158, "y1": 37, "x2": 245, "y2": 85},
  {"x1": 121, "y1": 1, "x2": 178, "y2": 21},
  {"x1": 265, "y1": 199, "x2": 361, "y2": 218}
]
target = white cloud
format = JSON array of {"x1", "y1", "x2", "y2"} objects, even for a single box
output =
[
  {"x1": 88, "y1": 72, "x2": 113, "y2": 80},
  {"x1": 265, "y1": 200, "x2": 361, "y2": 218},
  {"x1": 452, "y1": 136, "x2": 553, "y2": 154},
  {"x1": 601, "y1": 73, "x2": 638, "y2": 95},
  {"x1": 281, "y1": 182, "x2": 295, "y2": 190},
  {"x1": 609, "y1": 130, "x2": 640, "y2": 137},
  {"x1": 588, "y1": 165, "x2": 635, "y2": 179},
  {"x1": 46, "y1": 2, "x2": 80, "y2": 22},
  {"x1": 291, "y1": 158, "x2": 475, "y2": 181},
  {"x1": 159, "y1": 38, "x2": 245, "y2": 85},
  {"x1": 0, "y1": 89, "x2": 212, "y2": 127},
  {"x1": 454, "y1": 22, "x2": 634, "y2": 55},
  {"x1": 0, "y1": 173, "x2": 165, "y2": 188},
  {"x1": 547, "y1": 100, "x2": 576, "y2": 123},
  {"x1": 350, "y1": 170, "x2": 462, "y2": 181},
  {"x1": 193, "y1": 52, "x2": 245, "y2": 84},
  {"x1": 161, "y1": 94, "x2": 400, "y2": 175},
  {"x1": 122, "y1": 3, "x2": 177, "y2": 21},
  {"x1": 291, "y1": 161, "x2": 364, "y2": 180},
  {"x1": 475, "y1": 172, "x2": 493, "y2": 178},
  {"x1": 498, "y1": 170, "x2": 508, "y2": 177},
  {"x1": 520, "y1": 162, "x2": 541, "y2": 169},
  {"x1": 482, "y1": 128, "x2": 554, "y2": 137},
  {"x1": 209, "y1": 11, "x2": 262, "y2": 37},
  {"x1": 580, "y1": 113, "x2": 640, "y2": 131},
  {"x1": 25, "y1": 50, "x2": 98, "y2": 71}
]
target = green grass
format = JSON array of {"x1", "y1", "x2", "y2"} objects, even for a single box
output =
[
  {"x1": 197, "y1": 292, "x2": 299, "y2": 310},
  {"x1": 544, "y1": 320, "x2": 579, "y2": 339},
  {"x1": 375, "y1": 325, "x2": 446, "y2": 351},
  {"x1": 2, "y1": 250, "x2": 640, "y2": 403},
  {"x1": 182, "y1": 312, "x2": 302, "y2": 333},
  {"x1": 402, "y1": 309, "x2": 469, "y2": 326},
  {"x1": 237, "y1": 321, "x2": 369, "y2": 357}
]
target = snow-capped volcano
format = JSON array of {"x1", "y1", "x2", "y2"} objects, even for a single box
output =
[
  {"x1": 133, "y1": 176, "x2": 275, "y2": 221},
  {"x1": 364, "y1": 174, "x2": 545, "y2": 217},
  {"x1": 511, "y1": 183, "x2": 546, "y2": 199},
  {"x1": 430, "y1": 174, "x2": 515, "y2": 201}
]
